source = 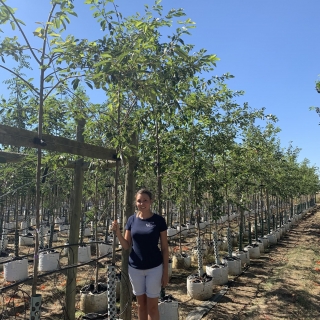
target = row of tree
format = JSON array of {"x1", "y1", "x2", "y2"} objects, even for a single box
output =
[
  {"x1": 0, "y1": 0, "x2": 318, "y2": 213},
  {"x1": 0, "y1": 1, "x2": 319, "y2": 318}
]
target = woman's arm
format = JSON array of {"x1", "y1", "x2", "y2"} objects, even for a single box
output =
[
  {"x1": 112, "y1": 221, "x2": 132, "y2": 250},
  {"x1": 160, "y1": 230, "x2": 169, "y2": 287}
]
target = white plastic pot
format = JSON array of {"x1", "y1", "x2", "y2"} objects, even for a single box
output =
[
  {"x1": 20, "y1": 221, "x2": 28, "y2": 230},
  {"x1": 206, "y1": 263, "x2": 229, "y2": 285},
  {"x1": 232, "y1": 250, "x2": 250, "y2": 267},
  {"x1": 39, "y1": 251, "x2": 59, "y2": 272},
  {"x1": 197, "y1": 222, "x2": 206, "y2": 230},
  {"x1": 98, "y1": 243, "x2": 112, "y2": 257},
  {"x1": 55, "y1": 217, "x2": 64, "y2": 225},
  {"x1": 19, "y1": 235, "x2": 34, "y2": 246},
  {"x1": 267, "y1": 233, "x2": 277, "y2": 246},
  {"x1": 186, "y1": 223, "x2": 195, "y2": 232},
  {"x1": 45, "y1": 232, "x2": 58, "y2": 242},
  {"x1": 78, "y1": 245, "x2": 91, "y2": 263},
  {"x1": 167, "y1": 228, "x2": 178, "y2": 238},
  {"x1": 274, "y1": 230, "x2": 281, "y2": 241},
  {"x1": 81, "y1": 227, "x2": 91, "y2": 237},
  {"x1": 244, "y1": 244, "x2": 260, "y2": 259},
  {"x1": 177, "y1": 225, "x2": 188, "y2": 236},
  {"x1": 253, "y1": 240, "x2": 264, "y2": 253},
  {"x1": 258, "y1": 236, "x2": 269, "y2": 249},
  {"x1": 222, "y1": 256, "x2": 242, "y2": 276},
  {"x1": 0, "y1": 238, "x2": 8, "y2": 250},
  {"x1": 59, "y1": 224, "x2": 70, "y2": 234},
  {"x1": 187, "y1": 274, "x2": 213, "y2": 300},
  {"x1": 158, "y1": 297, "x2": 179, "y2": 320},
  {"x1": 4, "y1": 259, "x2": 28, "y2": 282},
  {"x1": 80, "y1": 283, "x2": 108, "y2": 314}
]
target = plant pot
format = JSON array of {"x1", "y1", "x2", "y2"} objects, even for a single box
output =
[
  {"x1": 59, "y1": 224, "x2": 70, "y2": 234},
  {"x1": 244, "y1": 244, "x2": 260, "y2": 259},
  {"x1": 177, "y1": 225, "x2": 188, "y2": 236},
  {"x1": 98, "y1": 242, "x2": 112, "y2": 257},
  {"x1": 187, "y1": 274, "x2": 213, "y2": 300},
  {"x1": 197, "y1": 222, "x2": 206, "y2": 230},
  {"x1": 20, "y1": 221, "x2": 28, "y2": 230},
  {"x1": 19, "y1": 234, "x2": 34, "y2": 246},
  {"x1": 172, "y1": 253, "x2": 191, "y2": 269},
  {"x1": 222, "y1": 256, "x2": 242, "y2": 276},
  {"x1": 266, "y1": 233, "x2": 277, "y2": 246},
  {"x1": 4, "y1": 258, "x2": 28, "y2": 282},
  {"x1": 78, "y1": 245, "x2": 91, "y2": 263},
  {"x1": 81, "y1": 227, "x2": 92, "y2": 237},
  {"x1": 274, "y1": 230, "x2": 281, "y2": 241},
  {"x1": 206, "y1": 263, "x2": 229, "y2": 285},
  {"x1": 258, "y1": 236, "x2": 269, "y2": 249},
  {"x1": 253, "y1": 240, "x2": 264, "y2": 253},
  {"x1": 39, "y1": 251, "x2": 59, "y2": 272},
  {"x1": 186, "y1": 223, "x2": 195, "y2": 232},
  {"x1": 0, "y1": 238, "x2": 8, "y2": 250},
  {"x1": 167, "y1": 227, "x2": 177, "y2": 239},
  {"x1": 80, "y1": 283, "x2": 108, "y2": 314},
  {"x1": 45, "y1": 232, "x2": 58, "y2": 243},
  {"x1": 232, "y1": 250, "x2": 250, "y2": 267},
  {"x1": 158, "y1": 295, "x2": 179, "y2": 320},
  {"x1": 55, "y1": 217, "x2": 64, "y2": 225}
]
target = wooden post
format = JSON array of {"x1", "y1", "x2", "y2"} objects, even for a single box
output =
[{"x1": 65, "y1": 119, "x2": 85, "y2": 320}]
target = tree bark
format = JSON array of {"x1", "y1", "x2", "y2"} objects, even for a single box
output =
[
  {"x1": 65, "y1": 119, "x2": 85, "y2": 320},
  {"x1": 120, "y1": 132, "x2": 138, "y2": 320}
]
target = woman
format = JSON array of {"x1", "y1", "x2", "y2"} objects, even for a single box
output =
[{"x1": 112, "y1": 189, "x2": 169, "y2": 320}]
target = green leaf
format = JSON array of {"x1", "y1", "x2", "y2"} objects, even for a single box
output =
[
  {"x1": 85, "y1": 81, "x2": 93, "y2": 89},
  {"x1": 72, "y1": 78, "x2": 80, "y2": 90}
]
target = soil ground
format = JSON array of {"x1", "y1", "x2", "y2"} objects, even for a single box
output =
[
  {"x1": 165, "y1": 206, "x2": 320, "y2": 320},
  {"x1": 1, "y1": 206, "x2": 320, "y2": 320}
]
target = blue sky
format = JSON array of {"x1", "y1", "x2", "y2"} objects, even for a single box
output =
[{"x1": 0, "y1": 0, "x2": 319, "y2": 168}]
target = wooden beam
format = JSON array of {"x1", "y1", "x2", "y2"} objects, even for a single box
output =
[
  {"x1": 0, "y1": 124, "x2": 117, "y2": 161},
  {"x1": 0, "y1": 151, "x2": 26, "y2": 163},
  {"x1": 65, "y1": 160, "x2": 116, "y2": 170}
]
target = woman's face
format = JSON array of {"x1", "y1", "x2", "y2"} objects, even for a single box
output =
[{"x1": 136, "y1": 193, "x2": 152, "y2": 213}]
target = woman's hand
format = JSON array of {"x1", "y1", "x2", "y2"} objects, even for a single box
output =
[
  {"x1": 161, "y1": 271, "x2": 169, "y2": 288},
  {"x1": 111, "y1": 220, "x2": 119, "y2": 235}
]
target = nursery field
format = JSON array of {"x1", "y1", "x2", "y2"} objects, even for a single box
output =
[
  {"x1": 1, "y1": 206, "x2": 320, "y2": 319},
  {"x1": 165, "y1": 206, "x2": 320, "y2": 320}
]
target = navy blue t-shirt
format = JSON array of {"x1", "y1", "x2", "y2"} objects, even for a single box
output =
[{"x1": 125, "y1": 213, "x2": 167, "y2": 270}]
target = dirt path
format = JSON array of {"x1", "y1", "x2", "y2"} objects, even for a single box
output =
[{"x1": 166, "y1": 206, "x2": 320, "y2": 320}]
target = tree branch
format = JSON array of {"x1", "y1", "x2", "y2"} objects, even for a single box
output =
[
  {"x1": 43, "y1": 74, "x2": 85, "y2": 101},
  {"x1": 0, "y1": 64, "x2": 39, "y2": 96},
  {"x1": 0, "y1": 0, "x2": 41, "y2": 65}
]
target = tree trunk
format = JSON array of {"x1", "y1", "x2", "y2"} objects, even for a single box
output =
[
  {"x1": 120, "y1": 132, "x2": 138, "y2": 320},
  {"x1": 65, "y1": 119, "x2": 85, "y2": 320}
]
